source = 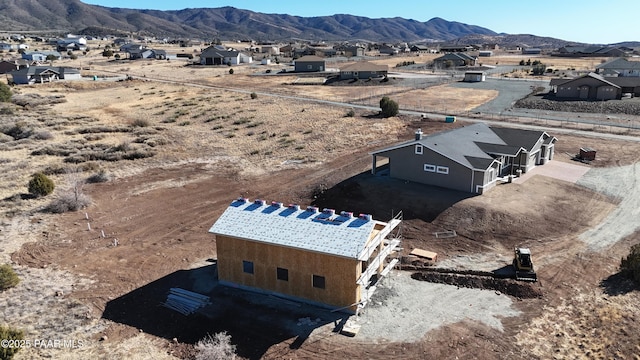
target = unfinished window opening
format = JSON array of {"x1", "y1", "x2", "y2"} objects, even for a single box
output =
[
  {"x1": 436, "y1": 166, "x2": 449, "y2": 174},
  {"x1": 312, "y1": 275, "x2": 325, "y2": 289},
  {"x1": 242, "y1": 260, "x2": 254, "y2": 274},
  {"x1": 415, "y1": 144, "x2": 423, "y2": 155},
  {"x1": 276, "y1": 267, "x2": 288, "y2": 281}
]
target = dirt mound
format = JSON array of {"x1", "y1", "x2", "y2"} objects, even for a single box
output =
[{"x1": 411, "y1": 271, "x2": 542, "y2": 299}]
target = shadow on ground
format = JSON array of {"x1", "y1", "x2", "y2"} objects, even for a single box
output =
[
  {"x1": 102, "y1": 262, "x2": 348, "y2": 359},
  {"x1": 600, "y1": 272, "x2": 638, "y2": 296},
  {"x1": 311, "y1": 170, "x2": 474, "y2": 222}
]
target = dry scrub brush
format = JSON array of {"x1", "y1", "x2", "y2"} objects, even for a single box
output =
[{"x1": 195, "y1": 332, "x2": 236, "y2": 360}]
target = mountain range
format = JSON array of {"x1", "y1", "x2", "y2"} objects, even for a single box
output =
[{"x1": 0, "y1": 0, "x2": 629, "y2": 48}]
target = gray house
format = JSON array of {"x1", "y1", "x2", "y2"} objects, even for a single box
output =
[
  {"x1": 550, "y1": 73, "x2": 621, "y2": 100},
  {"x1": 433, "y1": 53, "x2": 477, "y2": 68},
  {"x1": 22, "y1": 51, "x2": 62, "y2": 62},
  {"x1": 200, "y1": 47, "x2": 252, "y2": 65},
  {"x1": 370, "y1": 123, "x2": 556, "y2": 194},
  {"x1": 596, "y1": 58, "x2": 640, "y2": 77},
  {"x1": 294, "y1": 55, "x2": 325, "y2": 72},
  {"x1": 9, "y1": 66, "x2": 81, "y2": 84},
  {"x1": 339, "y1": 62, "x2": 388, "y2": 80}
]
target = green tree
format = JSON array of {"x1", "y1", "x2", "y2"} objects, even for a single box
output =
[
  {"x1": 519, "y1": 59, "x2": 526, "y2": 66},
  {"x1": 28, "y1": 173, "x2": 55, "y2": 197},
  {"x1": 0, "y1": 264, "x2": 19, "y2": 291},
  {"x1": 229, "y1": 68, "x2": 234, "y2": 75},
  {"x1": 379, "y1": 96, "x2": 399, "y2": 118},
  {"x1": 102, "y1": 49, "x2": 113, "y2": 59},
  {"x1": 0, "y1": 82, "x2": 12, "y2": 102},
  {"x1": 621, "y1": 243, "x2": 640, "y2": 284}
]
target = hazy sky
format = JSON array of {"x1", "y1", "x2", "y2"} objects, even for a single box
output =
[{"x1": 80, "y1": 0, "x2": 639, "y2": 44}]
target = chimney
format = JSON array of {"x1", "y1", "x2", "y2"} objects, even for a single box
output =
[{"x1": 415, "y1": 129, "x2": 423, "y2": 140}]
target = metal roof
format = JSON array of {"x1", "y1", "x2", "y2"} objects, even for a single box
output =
[{"x1": 209, "y1": 199, "x2": 380, "y2": 259}]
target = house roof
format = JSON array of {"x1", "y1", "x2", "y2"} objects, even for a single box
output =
[
  {"x1": 209, "y1": 199, "x2": 381, "y2": 259},
  {"x1": 295, "y1": 55, "x2": 325, "y2": 62},
  {"x1": 201, "y1": 47, "x2": 240, "y2": 57},
  {"x1": 11, "y1": 66, "x2": 60, "y2": 76},
  {"x1": 596, "y1": 58, "x2": 640, "y2": 70},
  {"x1": 552, "y1": 72, "x2": 621, "y2": 89},
  {"x1": 340, "y1": 61, "x2": 388, "y2": 72},
  {"x1": 434, "y1": 52, "x2": 476, "y2": 62},
  {"x1": 371, "y1": 123, "x2": 552, "y2": 171}
]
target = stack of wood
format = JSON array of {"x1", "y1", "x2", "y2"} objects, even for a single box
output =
[{"x1": 162, "y1": 288, "x2": 211, "y2": 315}]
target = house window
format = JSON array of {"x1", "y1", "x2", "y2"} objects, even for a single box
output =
[
  {"x1": 312, "y1": 274, "x2": 325, "y2": 289},
  {"x1": 415, "y1": 144, "x2": 423, "y2": 155},
  {"x1": 277, "y1": 267, "x2": 288, "y2": 281},
  {"x1": 424, "y1": 164, "x2": 436, "y2": 172},
  {"x1": 436, "y1": 166, "x2": 449, "y2": 174},
  {"x1": 242, "y1": 260, "x2": 254, "y2": 274}
]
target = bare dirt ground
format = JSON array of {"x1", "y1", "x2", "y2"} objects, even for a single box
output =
[{"x1": 2, "y1": 50, "x2": 640, "y2": 359}]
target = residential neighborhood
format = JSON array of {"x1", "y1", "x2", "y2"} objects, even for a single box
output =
[{"x1": 1, "y1": 3, "x2": 640, "y2": 360}]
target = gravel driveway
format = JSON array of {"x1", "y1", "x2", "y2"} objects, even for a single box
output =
[{"x1": 577, "y1": 163, "x2": 640, "y2": 250}]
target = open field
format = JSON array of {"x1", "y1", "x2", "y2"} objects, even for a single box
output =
[{"x1": 1, "y1": 51, "x2": 640, "y2": 359}]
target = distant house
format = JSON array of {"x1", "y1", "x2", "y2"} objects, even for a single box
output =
[
  {"x1": 22, "y1": 51, "x2": 62, "y2": 62},
  {"x1": 478, "y1": 51, "x2": 493, "y2": 57},
  {"x1": 439, "y1": 45, "x2": 475, "y2": 52},
  {"x1": 433, "y1": 53, "x2": 477, "y2": 68},
  {"x1": 0, "y1": 42, "x2": 13, "y2": 51},
  {"x1": 56, "y1": 37, "x2": 87, "y2": 52},
  {"x1": 464, "y1": 71, "x2": 486, "y2": 82},
  {"x1": 339, "y1": 61, "x2": 388, "y2": 80},
  {"x1": 261, "y1": 45, "x2": 280, "y2": 55},
  {"x1": 200, "y1": 46, "x2": 252, "y2": 65},
  {"x1": 378, "y1": 45, "x2": 399, "y2": 55},
  {"x1": 9, "y1": 67, "x2": 59, "y2": 84},
  {"x1": 521, "y1": 48, "x2": 542, "y2": 55},
  {"x1": 550, "y1": 72, "x2": 622, "y2": 100},
  {"x1": 294, "y1": 55, "x2": 325, "y2": 72},
  {"x1": 209, "y1": 198, "x2": 401, "y2": 314},
  {"x1": 340, "y1": 45, "x2": 365, "y2": 57},
  {"x1": 555, "y1": 45, "x2": 628, "y2": 57},
  {"x1": 370, "y1": 123, "x2": 557, "y2": 194},
  {"x1": 9, "y1": 66, "x2": 81, "y2": 84},
  {"x1": 596, "y1": 58, "x2": 640, "y2": 77},
  {"x1": 410, "y1": 45, "x2": 434, "y2": 54},
  {"x1": 0, "y1": 60, "x2": 20, "y2": 74}
]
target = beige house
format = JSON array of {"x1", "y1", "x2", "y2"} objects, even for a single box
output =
[{"x1": 209, "y1": 199, "x2": 401, "y2": 313}]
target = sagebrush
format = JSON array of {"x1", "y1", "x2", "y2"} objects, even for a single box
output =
[
  {"x1": 195, "y1": 332, "x2": 236, "y2": 360},
  {"x1": 621, "y1": 243, "x2": 640, "y2": 284}
]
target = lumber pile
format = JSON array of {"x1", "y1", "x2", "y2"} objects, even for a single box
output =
[{"x1": 162, "y1": 288, "x2": 211, "y2": 315}]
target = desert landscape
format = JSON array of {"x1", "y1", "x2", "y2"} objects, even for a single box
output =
[{"x1": 1, "y1": 41, "x2": 640, "y2": 360}]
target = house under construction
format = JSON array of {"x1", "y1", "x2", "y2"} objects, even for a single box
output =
[{"x1": 208, "y1": 198, "x2": 402, "y2": 314}]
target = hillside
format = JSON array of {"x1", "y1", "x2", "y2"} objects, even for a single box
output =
[{"x1": 0, "y1": 0, "x2": 498, "y2": 42}]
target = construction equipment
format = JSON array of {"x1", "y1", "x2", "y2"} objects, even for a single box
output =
[{"x1": 513, "y1": 248, "x2": 537, "y2": 282}]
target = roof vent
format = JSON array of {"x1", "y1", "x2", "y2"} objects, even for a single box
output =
[
  {"x1": 322, "y1": 208, "x2": 335, "y2": 216},
  {"x1": 236, "y1": 197, "x2": 248, "y2": 203},
  {"x1": 415, "y1": 128, "x2": 423, "y2": 140},
  {"x1": 254, "y1": 199, "x2": 265, "y2": 206},
  {"x1": 306, "y1": 206, "x2": 319, "y2": 213},
  {"x1": 288, "y1": 204, "x2": 300, "y2": 211},
  {"x1": 271, "y1": 201, "x2": 283, "y2": 208},
  {"x1": 340, "y1": 211, "x2": 354, "y2": 218},
  {"x1": 359, "y1": 213, "x2": 372, "y2": 221}
]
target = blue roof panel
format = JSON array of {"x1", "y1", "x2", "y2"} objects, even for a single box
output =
[{"x1": 209, "y1": 199, "x2": 379, "y2": 259}]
